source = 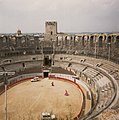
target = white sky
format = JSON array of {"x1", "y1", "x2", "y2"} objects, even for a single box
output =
[{"x1": 0, "y1": 0, "x2": 119, "y2": 33}]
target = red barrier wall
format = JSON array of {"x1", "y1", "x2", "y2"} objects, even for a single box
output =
[{"x1": 0, "y1": 75, "x2": 85, "y2": 119}]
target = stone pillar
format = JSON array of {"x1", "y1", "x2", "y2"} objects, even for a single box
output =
[
  {"x1": 61, "y1": 36, "x2": 63, "y2": 48},
  {"x1": 2, "y1": 36, "x2": 7, "y2": 48},
  {"x1": 75, "y1": 36, "x2": 79, "y2": 51},
  {"x1": 55, "y1": 36, "x2": 58, "y2": 47},
  {"x1": 34, "y1": 35, "x2": 40, "y2": 49},
  {"x1": 78, "y1": 36, "x2": 82, "y2": 51},
  {"x1": 16, "y1": 36, "x2": 22, "y2": 47},
  {"x1": 81, "y1": 35, "x2": 85, "y2": 49},
  {"x1": 84, "y1": 35, "x2": 89, "y2": 55},
  {"x1": 64, "y1": 36, "x2": 67, "y2": 47},
  {"x1": 94, "y1": 35, "x2": 99, "y2": 58},
  {"x1": 0, "y1": 36, "x2": 2, "y2": 49},
  {"x1": 102, "y1": 35, "x2": 107, "y2": 56},
  {"x1": 69, "y1": 36, "x2": 72, "y2": 49},
  {"x1": 90, "y1": 35, "x2": 94, "y2": 48},
  {"x1": 26, "y1": 35, "x2": 30, "y2": 47}
]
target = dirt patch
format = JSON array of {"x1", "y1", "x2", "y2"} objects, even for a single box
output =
[{"x1": 0, "y1": 78, "x2": 83, "y2": 120}]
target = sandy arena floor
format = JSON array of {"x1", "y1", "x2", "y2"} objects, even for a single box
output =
[{"x1": 0, "y1": 78, "x2": 83, "y2": 120}]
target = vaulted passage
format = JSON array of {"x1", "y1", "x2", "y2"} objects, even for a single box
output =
[
  {"x1": 116, "y1": 36, "x2": 119, "y2": 48},
  {"x1": 98, "y1": 36, "x2": 103, "y2": 47},
  {"x1": 90, "y1": 36, "x2": 94, "y2": 47}
]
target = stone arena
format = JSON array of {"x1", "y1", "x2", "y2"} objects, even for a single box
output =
[
  {"x1": 0, "y1": 22, "x2": 119, "y2": 120},
  {"x1": 0, "y1": 77, "x2": 86, "y2": 120}
]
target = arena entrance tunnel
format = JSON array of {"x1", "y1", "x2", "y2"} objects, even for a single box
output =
[{"x1": 43, "y1": 70, "x2": 49, "y2": 78}]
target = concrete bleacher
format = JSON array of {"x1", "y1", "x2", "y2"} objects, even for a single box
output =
[
  {"x1": 54, "y1": 54, "x2": 118, "y2": 120},
  {"x1": 0, "y1": 54, "x2": 42, "y2": 65},
  {"x1": 0, "y1": 61, "x2": 42, "y2": 72},
  {"x1": 0, "y1": 54, "x2": 118, "y2": 120},
  {"x1": 0, "y1": 57, "x2": 43, "y2": 84}
]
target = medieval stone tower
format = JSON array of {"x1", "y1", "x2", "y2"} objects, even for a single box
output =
[
  {"x1": 42, "y1": 21, "x2": 57, "y2": 77},
  {"x1": 45, "y1": 21, "x2": 57, "y2": 42},
  {"x1": 42, "y1": 21, "x2": 57, "y2": 57}
]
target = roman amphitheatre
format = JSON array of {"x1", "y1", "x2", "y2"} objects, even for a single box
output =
[{"x1": 0, "y1": 22, "x2": 119, "y2": 120}]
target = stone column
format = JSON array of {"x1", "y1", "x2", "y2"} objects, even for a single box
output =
[
  {"x1": 16, "y1": 36, "x2": 22, "y2": 47},
  {"x1": 64, "y1": 36, "x2": 67, "y2": 47},
  {"x1": 0, "y1": 36, "x2": 3, "y2": 49}
]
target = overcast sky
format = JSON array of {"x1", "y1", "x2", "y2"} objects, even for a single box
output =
[{"x1": 0, "y1": 0, "x2": 119, "y2": 33}]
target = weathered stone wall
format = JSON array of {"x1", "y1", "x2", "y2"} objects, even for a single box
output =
[{"x1": 0, "y1": 21, "x2": 119, "y2": 63}]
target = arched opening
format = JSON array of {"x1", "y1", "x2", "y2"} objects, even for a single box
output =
[
  {"x1": 66, "y1": 36, "x2": 71, "y2": 45},
  {"x1": 115, "y1": 36, "x2": 119, "y2": 48},
  {"x1": 107, "y1": 36, "x2": 111, "y2": 43},
  {"x1": 57, "y1": 36, "x2": 62, "y2": 46},
  {"x1": 55, "y1": 36, "x2": 58, "y2": 46},
  {"x1": 90, "y1": 36, "x2": 94, "y2": 47},
  {"x1": 73, "y1": 36, "x2": 76, "y2": 46},
  {"x1": 82, "y1": 36, "x2": 85, "y2": 46},
  {"x1": 70, "y1": 36, "x2": 73, "y2": 40},
  {"x1": 98, "y1": 36, "x2": 103, "y2": 47},
  {"x1": 64, "y1": 36, "x2": 68, "y2": 46}
]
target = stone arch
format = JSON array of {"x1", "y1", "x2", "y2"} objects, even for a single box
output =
[
  {"x1": 21, "y1": 36, "x2": 26, "y2": 44},
  {"x1": 64, "y1": 36, "x2": 68, "y2": 46},
  {"x1": 57, "y1": 36, "x2": 63, "y2": 46},
  {"x1": 84, "y1": 35, "x2": 89, "y2": 41},
  {"x1": 98, "y1": 36, "x2": 103, "y2": 47},
  {"x1": 75, "y1": 36, "x2": 79, "y2": 42},
  {"x1": 11, "y1": 36, "x2": 17, "y2": 45},
  {"x1": 106, "y1": 36, "x2": 112, "y2": 48},
  {"x1": 70, "y1": 36, "x2": 73, "y2": 40},
  {"x1": 55, "y1": 36, "x2": 58, "y2": 46},
  {"x1": 57, "y1": 36, "x2": 62, "y2": 41},
  {"x1": 107, "y1": 36, "x2": 112, "y2": 43},
  {"x1": 82, "y1": 36, "x2": 85, "y2": 46},
  {"x1": 74, "y1": 36, "x2": 79, "y2": 47},
  {"x1": 103, "y1": 35, "x2": 106, "y2": 43},
  {"x1": 8, "y1": 36, "x2": 13, "y2": 46},
  {"x1": 115, "y1": 36, "x2": 119, "y2": 48},
  {"x1": 104, "y1": 35, "x2": 106, "y2": 40},
  {"x1": 79, "y1": 36, "x2": 82, "y2": 41},
  {"x1": 2, "y1": 36, "x2": 7, "y2": 43},
  {"x1": 72, "y1": 35, "x2": 76, "y2": 46},
  {"x1": 67, "y1": 36, "x2": 70, "y2": 40},
  {"x1": 90, "y1": 36, "x2": 94, "y2": 47},
  {"x1": 84, "y1": 35, "x2": 89, "y2": 47},
  {"x1": 66, "y1": 36, "x2": 71, "y2": 45}
]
